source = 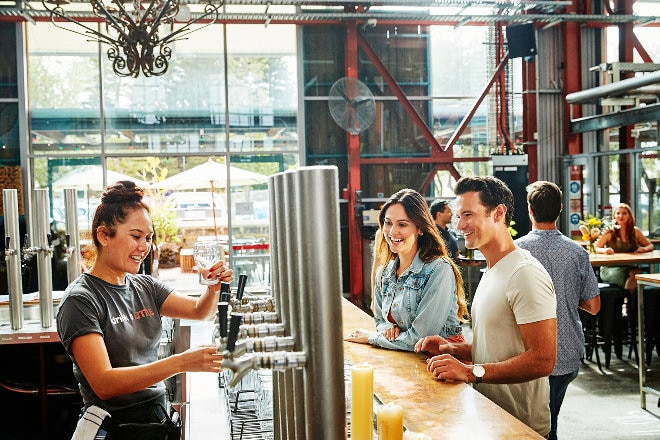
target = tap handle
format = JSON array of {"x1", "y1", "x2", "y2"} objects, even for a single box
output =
[
  {"x1": 220, "y1": 281, "x2": 231, "y2": 303},
  {"x1": 236, "y1": 274, "x2": 247, "y2": 300},
  {"x1": 218, "y1": 302, "x2": 229, "y2": 338},
  {"x1": 65, "y1": 234, "x2": 71, "y2": 247},
  {"x1": 226, "y1": 313, "x2": 243, "y2": 352},
  {"x1": 47, "y1": 233, "x2": 53, "y2": 246},
  {"x1": 23, "y1": 234, "x2": 29, "y2": 247},
  {"x1": 5, "y1": 236, "x2": 10, "y2": 250}
]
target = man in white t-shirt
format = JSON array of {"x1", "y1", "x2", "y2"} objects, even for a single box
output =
[{"x1": 415, "y1": 175, "x2": 557, "y2": 437}]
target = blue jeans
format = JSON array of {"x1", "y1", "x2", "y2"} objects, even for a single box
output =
[{"x1": 548, "y1": 368, "x2": 579, "y2": 440}]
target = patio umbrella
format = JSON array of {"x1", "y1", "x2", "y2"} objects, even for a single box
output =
[
  {"x1": 149, "y1": 159, "x2": 269, "y2": 191},
  {"x1": 149, "y1": 158, "x2": 269, "y2": 236},
  {"x1": 52, "y1": 166, "x2": 149, "y2": 190}
]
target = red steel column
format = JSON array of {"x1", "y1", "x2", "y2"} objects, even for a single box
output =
[{"x1": 345, "y1": 22, "x2": 364, "y2": 307}]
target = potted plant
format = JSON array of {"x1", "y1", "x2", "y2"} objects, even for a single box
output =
[{"x1": 152, "y1": 209, "x2": 181, "y2": 267}]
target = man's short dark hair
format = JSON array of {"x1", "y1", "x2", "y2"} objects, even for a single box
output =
[
  {"x1": 526, "y1": 180, "x2": 562, "y2": 223},
  {"x1": 454, "y1": 176, "x2": 514, "y2": 225},
  {"x1": 429, "y1": 199, "x2": 449, "y2": 218}
]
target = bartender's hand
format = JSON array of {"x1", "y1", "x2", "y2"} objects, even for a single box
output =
[
  {"x1": 414, "y1": 335, "x2": 450, "y2": 356},
  {"x1": 345, "y1": 328, "x2": 372, "y2": 344},
  {"x1": 426, "y1": 354, "x2": 469, "y2": 382},
  {"x1": 195, "y1": 260, "x2": 234, "y2": 289}
]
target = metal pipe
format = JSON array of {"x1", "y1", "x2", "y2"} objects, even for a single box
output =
[
  {"x1": 283, "y1": 170, "x2": 306, "y2": 440},
  {"x1": 566, "y1": 69, "x2": 660, "y2": 104},
  {"x1": 270, "y1": 173, "x2": 285, "y2": 440},
  {"x1": 295, "y1": 166, "x2": 345, "y2": 440},
  {"x1": 63, "y1": 188, "x2": 81, "y2": 284},
  {"x1": 3, "y1": 189, "x2": 23, "y2": 330},
  {"x1": 33, "y1": 189, "x2": 54, "y2": 328}
]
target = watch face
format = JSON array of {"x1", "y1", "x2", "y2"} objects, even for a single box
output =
[{"x1": 473, "y1": 365, "x2": 485, "y2": 377}]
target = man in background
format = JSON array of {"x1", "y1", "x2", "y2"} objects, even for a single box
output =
[
  {"x1": 430, "y1": 199, "x2": 459, "y2": 262},
  {"x1": 516, "y1": 180, "x2": 600, "y2": 440}
]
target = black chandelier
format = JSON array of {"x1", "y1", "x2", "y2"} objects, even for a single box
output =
[{"x1": 42, "y1": 0, "x2": 225, "y2": 78}]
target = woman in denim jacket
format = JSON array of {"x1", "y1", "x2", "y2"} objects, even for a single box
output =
[{"x1": 346, "y1": 189, "x2": 469, "y2": 351}]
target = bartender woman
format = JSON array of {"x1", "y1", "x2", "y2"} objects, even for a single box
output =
[{"x1": 57, "y1": 181, "x2": 233, "y2": 432}]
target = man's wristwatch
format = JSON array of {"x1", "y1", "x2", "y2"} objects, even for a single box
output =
[{"x1": 473, "y1": 364, "x2": 485, "y2": 384}]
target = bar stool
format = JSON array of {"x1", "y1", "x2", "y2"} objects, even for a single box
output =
[
  {"x1": 579, "y1": 308, "x2": 604, "y2": 373},
  {"x1": 596, "y1": 283, "x2": 627, "y2": 368}
]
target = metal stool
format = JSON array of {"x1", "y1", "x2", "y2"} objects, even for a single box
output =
[{"x1": 597, "y1": 283, "x2": 627, "y2": 368}]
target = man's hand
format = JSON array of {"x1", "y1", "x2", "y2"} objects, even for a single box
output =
[
  {"x1": 414, "y1": 335, "x2": 450, "y2": 356},
  {"x1": 426, "y1": 354, "x2": 471, "y2": 382}
]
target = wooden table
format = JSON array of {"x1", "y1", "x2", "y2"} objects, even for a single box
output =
[
  {"x1": 589, "y1": 250, "x2": 660, "y2": 268},
  {"x1": 342, "y1": 299, "x2": 542, "y2": 439},
  {"x1": 635, "y1": 273, "x2": 660, "y2": 410},
  {"x1": 590, "y1": 251, "x2": 660, "y2": 370}
]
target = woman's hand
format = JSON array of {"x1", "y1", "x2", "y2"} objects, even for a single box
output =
[
  {"x1": 344, "y1": 328, "x2": 372, "y2": 344},
  {"x1": 414, "y1": 335, "x2": 451, "y2": 356},
  {"x1": 178, "y1": 346, "x2": 223, "y2": 373},
  {"x1": 597, "y1": 247, "x2": 614, "y2": 255},
  {"x1": 196, "y1": 260, "x2": 234, "y2": 290},
  {"x1": 635, "y1": 244, "x2": 653, "y2": 253},
  {"x1": 382, "y1": 325, "x2": 400, "y2": 341}
]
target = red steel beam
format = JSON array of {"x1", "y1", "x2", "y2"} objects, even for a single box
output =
[
  {"x1": 356, "y1": 31, "x2": 443, "y2": 154},
  {"x1": 445, "y1": 53, "x2": 509, "y2": 152}
]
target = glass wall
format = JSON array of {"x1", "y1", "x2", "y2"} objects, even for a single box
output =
[
  {"x1": 27, "y1": 22, "x2": 299, "y2": 287},
  {"x1": 0, "y1": 23, "x2": 20, "y2": 165}
]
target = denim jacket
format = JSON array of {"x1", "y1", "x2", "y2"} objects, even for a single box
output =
[{"x1": 369, "y1": 251, "x2": 462, "y2": 351}]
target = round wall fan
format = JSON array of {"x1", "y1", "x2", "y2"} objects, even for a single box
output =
[{"x1": 328, "y1": 77, "x2": 376, "y2": 135}]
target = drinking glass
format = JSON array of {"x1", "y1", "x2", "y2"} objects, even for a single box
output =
[{"x1": 193, "y1": 241, "x2": 224, "y2": 285}]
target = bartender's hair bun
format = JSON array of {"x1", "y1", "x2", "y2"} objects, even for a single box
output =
[
  {"x1": 91, "y1": 180, "x2": 150, "y2": 249},
  {"x1": 101, "y1": 180, "x2": 145, "y2": 204}
]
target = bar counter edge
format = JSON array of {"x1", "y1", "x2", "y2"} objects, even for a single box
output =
[{"x1": 341, "y1": 298, "x2": 543, "y2": 439}]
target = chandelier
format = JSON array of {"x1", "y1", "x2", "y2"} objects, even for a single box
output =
[{"x1": 42, "y1": 0, "x2": 225, "y2": 77}]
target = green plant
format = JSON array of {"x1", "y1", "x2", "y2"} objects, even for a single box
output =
[
  {"x1": 508, "y1": 220, "x2": 518, "y2": 237},
  {"x1": 152, "y1": 209, "x2": 180, "y2": 245}
]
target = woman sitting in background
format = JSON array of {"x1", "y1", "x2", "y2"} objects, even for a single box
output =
[
  {"x1": 595, "y1": 203, "x2": 653, "y2": 294},
  {"x1": 345, "y1": 188, "x2": 468, "y2": 351}
]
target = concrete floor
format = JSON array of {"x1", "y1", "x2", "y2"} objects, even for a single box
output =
[{"x1": 162, "y1": 267, "x2": 660, "y2": 440}]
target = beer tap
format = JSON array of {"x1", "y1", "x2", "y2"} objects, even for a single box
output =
[
  {"x1": 235, "y1": 273, "x2": 247, "y2": 300},
  {"x1": 222, "y1": 313, "x2": 306, "y2": 388},
  {"x1": 22, "y1": 233, "x2": 54, "y2": 260},
  {"x1": 63, "y1": 234, "x2": 76, "y2": 260},
  {"x1": 4, "y1": 236, "x2": 17, "y2": 258}
]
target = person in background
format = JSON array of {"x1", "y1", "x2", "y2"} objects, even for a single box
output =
[
  {"x1": 429, "y1": 199, "x2": 459, "y2": 262},
  {"x1": 57, "y1": 181, "x2": 233, "y2": 435},
  {"x1": 346, "y1": 188, "x2": 469, "y2": 351},
  {"x1": 415, "y1": 176, "x2": 556, "y2": 437},
  {"x1": 595, "y1": 202, "x2": 653, "y2": 295},
  {"x1": 515, "y1": 180, "x2": 600, "y2": 440}
]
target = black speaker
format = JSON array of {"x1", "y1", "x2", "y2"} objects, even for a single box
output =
[{"x1": 506, "y1": 23, "x2": 537, "y2": 59}]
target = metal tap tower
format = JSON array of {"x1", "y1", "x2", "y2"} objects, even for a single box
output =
[{"x1": 221, "y1": 166, "x2": 345, "y2": 440}]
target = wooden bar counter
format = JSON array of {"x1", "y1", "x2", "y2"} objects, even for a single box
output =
[{"x1": 342, "y1": 299, "x2": 542, "y2": 439}]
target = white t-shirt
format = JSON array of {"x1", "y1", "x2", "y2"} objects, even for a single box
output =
[{"x1": 471, "y1": 248, "x2": 556, "y2": 437}]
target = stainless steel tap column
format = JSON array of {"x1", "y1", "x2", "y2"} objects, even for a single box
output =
[
  {"x1": 294, "y1": 166, "x2": 344, "y2": 440},
  {"x1": 3, "y1": 189, "x2": 23, "y2": 330},
  {"x1": 63, "y1": 188, "x2": 81, "y2": 284},
  {"x1": 33, "y1": 189, "x2": 54, "y2": 328},
  {"x1": 268, "y1": 173, "x2": 289, "y2": 440},
  {"x1": 282, "y1": 170, "x2": 306, "y2": 440}
]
